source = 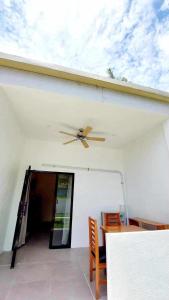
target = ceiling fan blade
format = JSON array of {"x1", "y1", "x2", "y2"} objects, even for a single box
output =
[
  {"x1": 86, "y1": 137, "x2": 105, "y2": 142},
  {"x1": 82, "y1": 126, "x2": 93, "y2": 137},
  {"x1": 81, "y1": 140, "x2": 89, "y2": 148},
  {"x1": 59, "y1": 131, "x2": 76, "y2": 137},
  {"x1": 63, "y1": 139, "x2": 78, "y2": 145}
]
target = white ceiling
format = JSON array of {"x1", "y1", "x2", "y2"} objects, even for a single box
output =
[{"x1": 2, "y1": 85, "x2": 168, "y2": 148}]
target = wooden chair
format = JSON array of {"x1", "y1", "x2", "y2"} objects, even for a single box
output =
[
  {"x1": 101, "y1": 212, "x2": 121, "y2": 246},
  {"x1": 88, "y1": 217, "x2": 107, "y2": 299},
  {"x1": 102, "y1": 212, "x2": 121, "y2": 226}
]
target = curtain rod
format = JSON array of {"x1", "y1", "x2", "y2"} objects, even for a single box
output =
[{"x1": 42, "y1": 163, "x2": 122, "y2": 175}]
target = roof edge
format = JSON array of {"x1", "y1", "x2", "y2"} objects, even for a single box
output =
[{"x1": 0, "y1": 52, "x2": 169, "y2": 103}]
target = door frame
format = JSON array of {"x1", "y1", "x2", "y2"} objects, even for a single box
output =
[
  {"x1": 49, "y1": 172, "x2": 75, "y2": 249},
  {"x1": 11, "y1": 166, "x2": 32, "y2": 269},
  {"x1": 30, "y1": 170, "x2": 75, "y2": 249}
]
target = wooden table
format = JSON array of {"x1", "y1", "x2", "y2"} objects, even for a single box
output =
[
  {"x1": 101, "y1": 224, "x2": 146, "y2": 233},
  {"x1": 129, "y1": 217, "x2": 169, "y2": 230},
  {"x1": 101, "y1": 225, "x2": 146, "y2": 246}
]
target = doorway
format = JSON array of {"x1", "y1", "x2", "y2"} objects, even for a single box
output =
[
  {"x1": 11, "y1": 170, "x2": 74, "y2": 268},
  {"x1": 18, "y1": 170, "x2": 74, "y2": 250},
  {"x1": 26, "y1": 171, "x2": 56, "y2": 247}
]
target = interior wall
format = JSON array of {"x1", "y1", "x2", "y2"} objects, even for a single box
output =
[
  {"x1": 124, "y1": 123, "x2": 169, "y2": 223},
  {"x1": 0, "y1": 89, "x2": 24, "y2": 253},
  {"x1": 31, "y1": 173, "x2": 56, "y2": 222},
  {"x1": 4, "y1": 137, "x2": 124, "y2": 250},
  {"x1": 164, "y1": 120, "x2": 169, "y2": 150},
  {"x1": 72, "y1": 170, "x2": 123, "y2": 247}
]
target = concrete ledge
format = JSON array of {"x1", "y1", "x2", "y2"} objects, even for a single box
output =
[{"x1": 106, "y1": 230, "x2": 169, "y2": 300}]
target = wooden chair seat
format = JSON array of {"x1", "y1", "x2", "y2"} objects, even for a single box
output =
[{"x1": 92, "y1": 246, "x2": 106, "y2": 263}]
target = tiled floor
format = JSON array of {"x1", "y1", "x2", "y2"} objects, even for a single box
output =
[{"x1": 0, "y1": 233, "x2": 107, "y2": 300}]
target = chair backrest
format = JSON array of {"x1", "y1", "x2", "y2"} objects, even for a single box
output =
[
  {"x1": 103, "y1": 212, "x2": 121, "y2": 226},
  {"x1": 88, "y1": 217, "x2": 99, "y2": 262}
]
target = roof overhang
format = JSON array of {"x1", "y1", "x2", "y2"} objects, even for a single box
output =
[{"x1": 0, "y1": 52, "x2": 169, "y2": 103}]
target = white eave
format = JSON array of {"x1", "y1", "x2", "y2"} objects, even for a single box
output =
[{"x1": 0, "y1": 52, "x2": 169, "y2": 103}]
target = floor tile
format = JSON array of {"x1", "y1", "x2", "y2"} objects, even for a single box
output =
[
  {"x1": 6, "y1": 281, "x2": 50, "y2": 300},
  {"x1": 49, "y1": 279, "x2": 93, "y2": 300},
  {"x1": 0, "y1": 235, "x2": 106, "y2": 299},
  {"x1": 0, "y1": 266, "x2": 15, "y2": 288},
  {"x1": 0, "y1": 251, "x2": 11, "y2": 266},
  {"x1": 0, "y1": 287, "x2": 9, "y2": 300},
  {"x1": 12, "y1": 262, "x2": 52, "y2": 284}
]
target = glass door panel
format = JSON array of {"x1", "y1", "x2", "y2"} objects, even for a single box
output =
[{"x1": 50, "y1": 173, "x2": 74, "y2": 248}]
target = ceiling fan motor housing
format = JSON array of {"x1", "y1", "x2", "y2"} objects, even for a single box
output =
[{"x1": 77, "y1": 128, "x2": 85, "y2": 139}]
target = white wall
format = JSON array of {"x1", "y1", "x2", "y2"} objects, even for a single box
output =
[
  {"x1": 106, "y1": 230, "x2": 169, "y2": 300},
  {"x1": 4, "y1": 138, "x2": 124, "y2": 250},
  {"x1": 164, "y1": 120, "x2": 169, "y2": 150},
  {"x1": 0, "y1": 89, "x2": 24, "y2": 253},
  {"x1": 124, "y1": 124, "x2": 169, "y2": 223},
  {"x1": 72, "y1": 170, "x2": 123, "y2": 247}
]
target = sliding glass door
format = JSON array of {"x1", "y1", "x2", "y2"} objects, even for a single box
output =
[{"x1": 50, "y1": 173, "x2": 74, "y2": 248}]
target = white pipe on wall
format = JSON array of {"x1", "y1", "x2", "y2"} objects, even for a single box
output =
[{"x1": 41, "y1": 163, "x2": 129, "y2": 224}]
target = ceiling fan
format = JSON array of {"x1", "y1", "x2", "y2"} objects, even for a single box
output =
[{"x1": 59, "y1": 126, "x2": 105, "y2": 148}]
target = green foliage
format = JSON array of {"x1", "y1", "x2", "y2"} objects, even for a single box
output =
[
  {"x1": 107, "y1": 68, "x2": 115, "y2": 79},
  {"x1": 107, "y1": 68, "x2": 128, "y2": 82}
]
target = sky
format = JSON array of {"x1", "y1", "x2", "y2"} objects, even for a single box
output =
[{"x1": 0, "y1": 0, "x2": 169, "y2": 92}]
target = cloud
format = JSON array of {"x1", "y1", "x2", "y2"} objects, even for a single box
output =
[
  {"x1": 0, "y1": 0, "x2": 169, "y2": 92},
  {"x1": 161, "y1": 0, "x2": 169, "y2": 10}
]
